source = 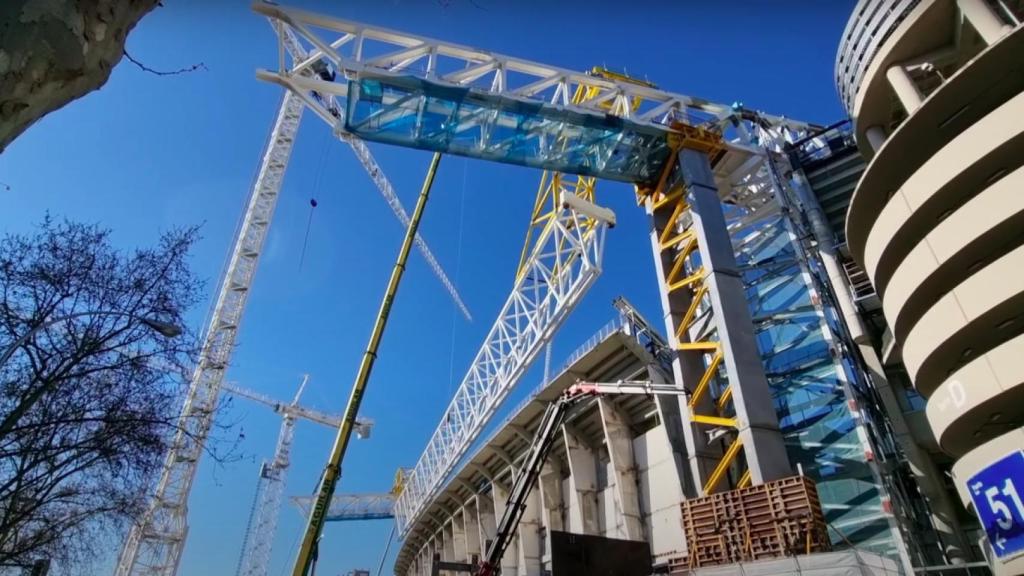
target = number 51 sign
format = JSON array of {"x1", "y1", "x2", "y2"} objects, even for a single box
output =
[{"x1": 968, "y1": 451, "x2": 1024, "y2": 561}]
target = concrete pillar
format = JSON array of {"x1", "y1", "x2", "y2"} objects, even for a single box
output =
[
  {"x1": 958, "y1": 0, "x2": 1012, "y2": 44},
  {"x1": 441, "y1": 520, "x2": 455, "y2": 571},
  {"x1": 886, "y1": 64, "x2": 925, "y2": 114},
  {"x1": 681, "y1": 149, "x2": 791, "y2": 486},
  {"x1": 515, "y1": 488, "x2": 542, "y2": 576},
  {"x1": 538, "y1": 461, "x2": 563, "y2": 568},
  {"x1": 598, "y1": 398, "x2": 645, "y2": 540},
  {"x1": 563, "y1": 424, "x2": 600, "y2": 534},
  {"x1": 865, "y1": 125, "x2": 887, "y2": 152},
  {"x1": 647, "y1": 166, "x2": 726, "y2": 495},
  {"x1": 452, "y1": 510, "x2": 467, "y2": 563},
  {"x1": 859, "y1": 343, "x2": 971, "y2": 564},
  {"x1": 462, "y1": 499, "x2": 482, "y2": 561},
  {"x1": 789, "y1": 169, "x2": 870, "y2": 344},
  {"x1": 477, "y1": 493, "x2": 496, "y2": 557},
  {"x1": 491, "y1": 482, "x2": 518, "y2": 575},
  {"x1": 649, "y1": 364, "x2": 693, "y2": 496}
]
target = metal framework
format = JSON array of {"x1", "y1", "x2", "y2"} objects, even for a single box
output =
[
  {"x1": 292, "y1": 493, "x2": 396, "y2": 522},
  {"x1": 225, "y1": 377, "x2": 373, "y2": 576},
  {"x1": 393, "y1": 194, "x2": 612, "y2": 537},
  {"x1": 253, "y1": 2, "x2": 810, "y2": 191},
  {"x1": 116, "y1": 17, "x2": 469, "y2": 575},
  {"x1": 252, "y1": 2, "x2": 820, "y2": 543},
  {"x1": 115, "y1": 91, "x2": 304, "y2": 576}
]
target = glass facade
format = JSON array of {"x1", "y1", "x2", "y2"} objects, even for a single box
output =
[{"x1": 730, "y1": 207, "x2": 903, "y2": 559}]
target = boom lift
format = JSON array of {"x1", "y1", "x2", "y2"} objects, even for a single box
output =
[{"x1": 431, "y1": 381, "x2": 688, "y2": 576}]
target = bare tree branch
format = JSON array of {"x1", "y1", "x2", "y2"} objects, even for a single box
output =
[{"x1": 122, "y1": 50, "x2": 208, "y2": 77}]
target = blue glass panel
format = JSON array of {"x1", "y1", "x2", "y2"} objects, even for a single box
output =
[{"x1": 344, "y1": 75, "x2": 672, "y2": 184}]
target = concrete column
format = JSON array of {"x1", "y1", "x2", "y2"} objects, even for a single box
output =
[
  {"x1": 491, "y1": 483, "x2": 518, "y2": 575},
  {"x1": 886, "y1": 64, "x2": 925, "y2": 114},
  {"x1": 515, "y1": 488, "x2": 542, "y2": 576},
  {"x1": 538, "y1": 461, "x2": 563, "y2": 568},
  {"x1": 649, "y1": 364, "x2": 692, "y2": 496},
  {"x1": 865, "y1": 125, "x2": 887, "y2": 152},
  {"x1": 441, "y1": 520, "x2": 455, "y2": 570},
  {"x1": 958, "y1": 0, "x2": 1012, "y2": 44},
  {"x1": 790, "y1": 169, "x2": 870, "y2": 344},
  {"x1": 682, "y1": 149, "x2": 791, "y2": 486},
  {"x1": 452, "y1": 510, "x2": 467, "y2": 563},
  {"x1": 462, "y1": 499, "x2": 482, "y2": 562},
  {"x1": 477, "y1": 493, "x2": 497, "y2": 557},
  {"x1": 859, "y1": 343, "x2": 971, "y2": 564},
  {"x1": 562, "y1": 425, "x2": 600, "y2": 534},
  {"x1": 646, "y1": 162, "x2": 726, "y2": 496},
  {"x1": 427, "y1": 538, "x2": 437, "y2": 576},
  {"x1": 598, "y1": 398, "x2": 645, "y2": 540}
]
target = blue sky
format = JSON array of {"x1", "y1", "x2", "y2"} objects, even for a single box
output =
[{"x1": 0, "y1": 1, "x2": 853, "y2": 574}]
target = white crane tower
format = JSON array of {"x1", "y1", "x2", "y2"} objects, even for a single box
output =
[
  {"x1": 225, "y1": 376, "x2": 373, "y2": 576},
  {"x1": 115, "y1": 17, "x2": 468, "y2": 576}
]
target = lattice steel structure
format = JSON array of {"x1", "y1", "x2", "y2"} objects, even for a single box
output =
[
  {"x1": 115, "y1": 16, "x2": 470, "y2": 574},
  {"x1": 253, "y1": 3, "x2": 820, "y2": 545},
  {"x1": 115, "y1": 92, "x2": 305, "y2": 576},
  {"x1": 292, "y1": 493, "x2": 396, "y2": 522}
]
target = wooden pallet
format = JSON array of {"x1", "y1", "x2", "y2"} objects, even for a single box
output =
[{"x1": 679, "y1": 475, "x2": 830, "y2": 570}]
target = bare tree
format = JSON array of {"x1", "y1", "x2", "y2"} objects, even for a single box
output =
[
  {"x1": 0, "y1": 1, "x2": 161, "y2": 151},
  {"x1": 0, "y1": 217, "x2": 202, "y2": 571}
]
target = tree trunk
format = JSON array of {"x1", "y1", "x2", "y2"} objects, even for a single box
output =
[{"x1": 0, "y1": 0, "x2": 160, "y2": 152}]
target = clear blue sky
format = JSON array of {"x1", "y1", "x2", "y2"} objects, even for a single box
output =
[{"x1": 0, "y1": 1, "x2": 853, "y2": 574}]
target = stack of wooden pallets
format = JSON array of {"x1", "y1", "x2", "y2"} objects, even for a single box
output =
[{"x1": 676, "y1": 475, "x2": 830, "y2": 571}]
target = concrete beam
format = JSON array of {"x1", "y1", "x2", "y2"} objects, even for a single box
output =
[
  {"x1": 598, "y1": 397, "x2": 645, "y2": 541},
  {"x1": 681, "y1": 149, "x2": 791, "y2": 487}
]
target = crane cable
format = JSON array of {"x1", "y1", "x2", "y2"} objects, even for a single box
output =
[
  {"x1": 446, "y1": 158, "x2": 469, "y2": 398},
  {"x1": 299, "y1": 133, "x2": 331, "y2": 272}
]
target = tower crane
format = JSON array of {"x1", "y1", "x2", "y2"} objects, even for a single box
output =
[
  {"x1": 224, "y1": 376, "x2": 373, "y2": 576},
  {"x1": 115, "y1": 19, "x2": 469, "y2": 576}
]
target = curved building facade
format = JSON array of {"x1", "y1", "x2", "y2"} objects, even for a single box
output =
[{"x1": 838, "y1": 0, "x2": 1024, "y2": 572}]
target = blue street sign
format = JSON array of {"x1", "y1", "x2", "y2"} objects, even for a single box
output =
[{"x1": 967, "y1": 450, "x2": 1024, "y2": 561}]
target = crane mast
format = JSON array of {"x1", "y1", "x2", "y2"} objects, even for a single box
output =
[
  {"x1": 227, "y1": 377, "x2": 372, "y2": 576},
  {"x1": 115, "y1": 90, "x2": 305, "y2": 576}
]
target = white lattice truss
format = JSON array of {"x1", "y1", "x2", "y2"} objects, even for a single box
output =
[
  {"x1": 115, "y1": 19, "x2": 473, "y2": 575},
  {"x1": 254, "y1": 3, "x2": 810, "y2": 136},
  {"x1": 115, "y1": 92, "x2": 304, "y2": 576},
  {"x1": 395, "y1": 204, "x2": 608, "y2": 536},
  {"x1": 235, "y1": 414, "x2": 293, "y2": 576}
]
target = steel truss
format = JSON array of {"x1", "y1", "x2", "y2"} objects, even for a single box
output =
[
  {"x1": 115, "y1": 92, "x2": 304, "y2": 576},
  {"x1": 292, "y1": 493, "x2": 396, "y2": 522},
  {"x1": 394, "y1": 197, "x2": 611, "y2": 537},
  {"x1": 252, "y1": 0, "x2": 818, "y2": 547},
  {"x1": 639, "y1": 127, "x2": 792, "y2": 497},
  {"x1": 254, "y1": 3, "x2": 811, "y2": 188}
]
